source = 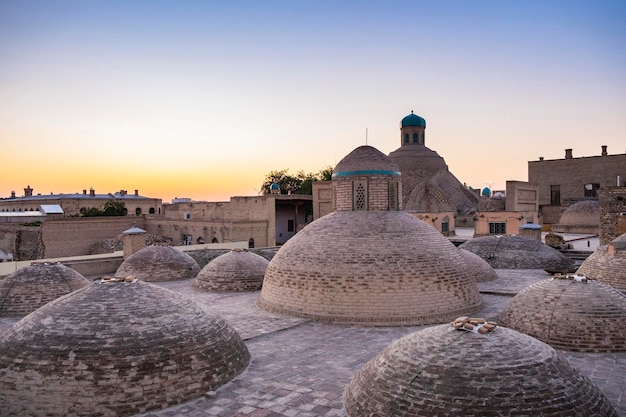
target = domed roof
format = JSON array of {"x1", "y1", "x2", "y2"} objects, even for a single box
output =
[
  {"x1": 459, "y1": 235, "x2": 574, "y2": 271},
  {"x1": 258, "y1": 211, "x2": 483, "y2": 326},
  {"x1": 193, "y1": 248, "x2": 269, "y2": 292},
  {"x1": 332, "y1": 145, "x2": 400, "y2": 179},
  {"x1": 0, "y1": 263, "x2": 89, "y2": 316},
  {"x1": 344, "y1": 322, "x2": 618, "y2": 416},
  {"x1": 577, "y1": 232, "x2": 626, "y2": 290},
  {"x1": 400, "y1": 111, "x2": 426, "y2": 128},
  {"x1": 499, "y1": 276, "x2": 626, "y2": 352},
  {"x1": 553, "y1": 200, "x2": 600, "y2": 234},
  {"x1": 115, "y1": 245, "x2": 200, "y2": 282},
  {"x1": 0, "y1": 278, "x2": 250, "y2": 417},
  {"x1": 459, "y1": 248, "x2": 498, "y2": 282}
]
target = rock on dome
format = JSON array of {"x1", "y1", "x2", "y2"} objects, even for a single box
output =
[
  {"x1": 499, "y1": 277, "x2": 626, "y2": 352},
  {"x1": 115, "y1": 245, "x2": 200, "y2": 281},
  {"x1": 459, "y1": 248, "x2": 498, "y2": 282},
  {"x1": 459, "y1": 235, "x2": 574, "y2": 271},
  {"x1": 0, "y1": 263, "x2": 89, "y2": 316},
  {"x1": 577, "y1": 233, "x2": 626, "y2": 290},
  {"x1": 552, "y1": 200, "x2": 600, "y2": 234},
  {"x1": 344, "y1": 323, "x2": 618, "y2": 416},
  {"x1": 258, "y1": 210, "x2": 483, "y2": 326},
  {"x1": 0, "y1": 279, "x2": 250, "y2": 417},
  {"x1": 192, "y1": 248, "x2": 269, "y2": 292},
  {"x1": 400, "y1": 111, "x2": 426, "y2": 128}
]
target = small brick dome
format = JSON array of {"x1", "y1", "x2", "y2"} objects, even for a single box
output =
[
  {"x1": 553, "y1": 200, "x2": 600, "y2": 234},
  {"x1": 0, "y1": 263, "x2": 89, "y2": 316},
  {"x1": 192, "y1": 248, "x2": 269, "y2": 292},
  {"x1": 499, "y1": 277, "x2": 626, "y2": 352},
  {"x1": 459, "y1": 248, "x2": 498, "y2": 282},
  {"x1": 344, "y1": 323, "x2": 618, "y2": 416},
  {"x1": 258, "y1": 210, "x2": 483, "y2": 326},
  {"x1": 459, "y1": 234, "x2": 574, "y2": 271},
  {"x1": 577, "y1": 233, "x2": 626, "y2": 290},
  {"x1": 332, "y1": 145, "x2": 400, "y2": 179},
  {"x1": 0, "y1": 279, "x2": 250, "y2": 417},
  {"x1": 115, "y1": 245, "x2": 200, "y2": 281}
]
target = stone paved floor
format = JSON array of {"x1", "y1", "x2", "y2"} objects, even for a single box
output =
[{"x1": 1, "y1": 270, "x2": 624, "y2": 416}]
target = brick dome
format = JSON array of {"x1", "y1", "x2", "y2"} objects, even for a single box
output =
[
  {"x1": 332, "y1": 145, "x2": 400, "y2": 179},
  {"x1": 0, "y1": 263, "x2": 89, "y2": 316},
  {"x1": 577, "y1": 232, "x2": 626, "y2": 290},
  {"x1": 192, "y1": 248, "x2": 269, "y2": 292},
  {"x1": 0, "y1": 279, "x2": 250, "y2": 417},
  {"x1": 344, "y1": 323, "x2": 618, "y2": 416},
  {"x1": 459, "y1": 235, "x2": 574, "y2": 271},
  {"x1": 459, "y1": 248, "x2": 498, "y2": 282},
  {"x1": 553, "y1": 200, "x2": 599, "y2": 234},
  {"x1": 115, "y1": 245, "x2": 200, "y2": 281},
  {"x1": 499, "y1": 277, "x2": 626, "y2": 352},
  {"x1": 258, "y1": 210, "x2": 483, "y2": 326}
]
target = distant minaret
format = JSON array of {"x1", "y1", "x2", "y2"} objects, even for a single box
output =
[{"x1": 400, "y1": 110, "x2": 426, "y2": 146}]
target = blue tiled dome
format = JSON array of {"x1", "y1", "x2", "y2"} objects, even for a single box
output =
[{"x1": 401, "y1": 111, "x2": 426, "y2": 128}]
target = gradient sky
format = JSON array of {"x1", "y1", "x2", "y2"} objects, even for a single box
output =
[{"x1": 1, "y1": 1, "x2": 625, "y2": 203}]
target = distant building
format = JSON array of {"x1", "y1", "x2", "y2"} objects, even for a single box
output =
[{"x1": 528, "y1": 146, "x2": 626, "y2": 224}]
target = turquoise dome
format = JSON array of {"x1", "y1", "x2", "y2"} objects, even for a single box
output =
[{"x1": 401, "y1": 111, "x2": 426, "y2": 128}]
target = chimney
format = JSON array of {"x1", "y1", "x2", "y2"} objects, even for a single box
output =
[
  {"x1": 539, "y1": 157, "x2": 544, "y2": 161},
  {"x1": 89, "y1": 188, "x2": 95, "y2": 197},
  {"x1": 10, "y1": 191, "x2": 15, "y2": 198},
  {"x1": 120, "y1": 190, "x2": 127, "y2": 196},
  {"x1": 134, "y1": 189, "x2": 139, "y2": 196},
  {"x1": 83, "y1": 189, "x2": 87, "y2": 195},
  {"x1": 24, "y1": 185, "x2": 33, "y2": 197},
  {"x1": 565, "y1": 149, "x2": 573, "y2": 159},
  {"x1": 602, "y1": 145, "x2": 607, "y2": 156}
]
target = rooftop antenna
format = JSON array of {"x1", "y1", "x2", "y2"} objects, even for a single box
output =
[{"x1": 365, "y1": 127, "x2": 368, "y2": 145}]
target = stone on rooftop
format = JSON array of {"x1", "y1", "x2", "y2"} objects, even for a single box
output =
[
  {"x1": 192, "y1": 248, "x2": 269, "y2": 292},
  {"x1": 115, "y1": 245, "x2": 200, "y2": 281},
  {"x1": 499, "y1": 276, "x2": 626, "y2": 352},
  {"x1": 0, "y1": 263, "x2": 89, "y2": 316},
  {"x1": 0, "y1": 279, "x2": 250, "y2": 417},
  {"x1": 344, "y1": 323, "x2": 618, "y2": 416}
]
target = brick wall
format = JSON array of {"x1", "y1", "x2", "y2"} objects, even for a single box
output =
[{"x1": 599, "y1": 187, "x2": 626, "y2": 244}]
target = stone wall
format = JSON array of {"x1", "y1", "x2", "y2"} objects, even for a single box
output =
[{"x1": 599, "y1": 187, "x2": 626, "y2": 244}]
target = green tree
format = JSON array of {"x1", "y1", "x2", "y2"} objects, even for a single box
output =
[
  {"x1": 260, "y1": 166, "x2": 333, "y2": 195},
  {"x1": 102, "y1": 201, "x2": 128, "y2": 216}
]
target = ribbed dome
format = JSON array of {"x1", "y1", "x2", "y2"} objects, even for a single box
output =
[
  {"x1": 400, "y1": 111, "x2": 426, "y2": 128},
  {"x1": 499, "y1": 277, "x2": 626, "y2": 352},
  {"x1": 459, "y1": 248, "x2": 498, "y2": 282},
  {"x1": 344, "y1": 323, "x2": 618, "y2": 416},
  {"x1": 0, "y1": 263, "x2": 89, "y2": 316},
  {"x1": 115, "y1": 245, "x2": 200, "y2": 281},
  {"x1": 193, "y1": 248, "x2": 269, "y2": 292},
  {"x1": 459, "y1": 235, "x2": 574, "y2": 271},
  {"x1": 332, "y1": 145, "x2": 400, "y2": 179},
  {"x1": 577, "y1": 232, "x2": 626, "y2": 290},
  {"x1": 0, "y1": 279, "x2": 250, "y2": 417},
  {"x1": 258, "y1": 211, "x2": 483, "y2": 326}
]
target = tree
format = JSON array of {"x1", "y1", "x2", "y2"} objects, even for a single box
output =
[
  {"x1": 260, "y1": 166, "x2": 333, "y2": 195},
  {"x1": 81, "y1": 201, "x2": 127, "y2": 217}
]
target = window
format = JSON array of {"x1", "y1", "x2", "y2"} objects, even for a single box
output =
[
  {"x1": 149, "y1": 207, "x2": 155, "y2": 214},
  {"x1": 413, "y1": 133, "x2": 418, "y2": 143},
  {"x1": 353, "y1": 180, "x2": 368, "y2": 210},
  {"x1": 388, "y1": 181, "x2": 398, "y2": 210},
  {"x1": 287, "y1": 219, "x2": 294, "y2": 232},
  {"x1": 489, "y1": 222, "x2": 506, "y2": 235},
  {"x1": 442, "y1": 216, "x2": 450, "y2": 235},
  {"x1": 135, "y1": 207, "x2": 142, "y2": 216},
  {"x1": 584, "y1": 183, "x2": 600, "y2": 198},
  {"x1": 550, "y1": 185, "x2": 561, "y2": 205},
  {"x1": 184, "y1": 213, "x2": 192, "y2": 219},
  {"x1": 404, "y1": 133, "x2": 409, "y2": 144}
]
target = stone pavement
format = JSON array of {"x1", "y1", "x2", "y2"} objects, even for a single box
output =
[{"x1": 1, "y1": 270, "x2": 624, "y2": 416}]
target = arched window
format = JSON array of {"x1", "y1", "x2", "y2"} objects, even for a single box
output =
[
  {"x1": 413, "y1": 133, "x2": 419, "y2": 143},
  {"x1": 248, "y1": 238, "x2": 255, "y2": 248},
  {"x1": 149, "y1": 207, "x2": 155, "y2": 214},
  {"x1": 404, "y1": 133, "x2": 409, "y2": 144},
  {"x1": 211, "y1": 237, "x2": 218, "y2": 243},
  {"x1": 135, "y1": 207, "x2": 142, "y2": 216}
]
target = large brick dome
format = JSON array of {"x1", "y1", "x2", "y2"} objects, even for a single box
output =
[
  {"x1": 553, "y1": 200, "x2": 600, "y2": 234},
  {"x1": 0, "y1": 279, "x2": 249, "y2": 417},
  {"x1": 459, "y1": 234, "x2": 574, "y2": 271},
  {"x1": 192, "y1": 248, "x2": 269, "y2": 292},
  {"x1": 0, "y1": 263, "x2": 89, "y2": 316},
  {"x1": 499, "y1": 277, "x2": 626, "y2": 352},
  {"x1": 344, "y1": 323, "x2": 618, "y2": 416},
  {"x1": 115, "y1": 245, "x2": 200, "y2": 281},
  {"x1": 577, "y1": 233, "x2": 626, "y2": 290},
  {"x1": 258, "y1": 211, "x2": 483, "y2": 325}
]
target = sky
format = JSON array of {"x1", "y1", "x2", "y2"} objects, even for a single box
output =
[{"x1": 1, "y1": 1, "x2": 625, "y2": 203}]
